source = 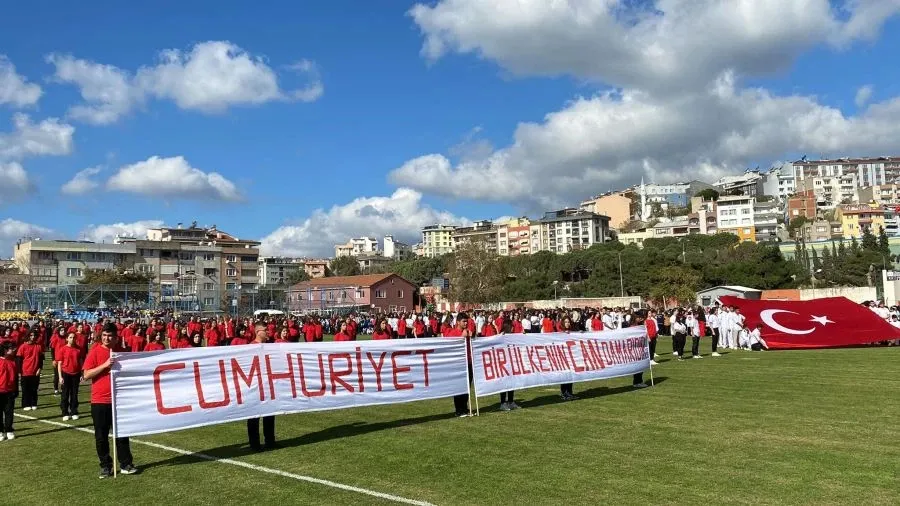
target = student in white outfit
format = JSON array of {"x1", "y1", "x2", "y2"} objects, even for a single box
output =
[
  {"x1": 719, "y1": 307, "x2": 732, "y2": 350},
  {"x1": 732, "y1": 309, "x2": 746, "y2": 349},
  {"x1": 748, "y1": 324, "x2": 768, "y2": 351},
  {"x1": 707, "y1": 308, "x2": 721, "y2": 357},
  {"x1": 737, "y1": 324, "x2": 750, "y2": 349}
]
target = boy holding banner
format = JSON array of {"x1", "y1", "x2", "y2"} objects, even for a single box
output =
[
  {"x1": 442, "y1": 313, "x2": 472, "y2": 417},
  {"x1": 247, "y1": 323, "x2": 277, "y2": 451},
  {"x1": 82, "y1": 324, "x2": 136, "y2": 478}
]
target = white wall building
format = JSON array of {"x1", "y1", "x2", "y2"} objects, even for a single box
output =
[
  {"x1": 258, "y1": 257, "x2": 303, "y2": 286},
  {"x1": 420, "y1": 225, "x2": 456, "y2": 258},
  {"x1": 383, "y1": 236, "x2": 411, "y2": 259},
  {"x1": 334, "y1": 237, "x2": 380, "y2": 258},
  {"x1": 716, "y1": 195, "x2": 756, "y2": 241},
  {"x1": 535, "y1": 209, "x2": 610, "y2": 254}
]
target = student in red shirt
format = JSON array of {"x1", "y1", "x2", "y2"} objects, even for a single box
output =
[
  {"x1": 16, "y1": 330, "x2": 43, "y2": 411},
  {"x1": 126, "y1": 327, "x2": 147, "y2": 353},
  {"x1": 172, "y1": 328, "x2": 192, "y2": 349},
  {"x1": 82, "y1": 324, "x2": 136, "y2": 477},
  {"x1": 50, "y1": 326, "x2": 66, "y2": 395},
  {"x1": 442, "y1": 313, "x2": 472, "y2": 417},
  {"x1": 303, "y1": 319, "x2": 317, "y2": 343},
  {"x1": 144, "y1": 332, "x2": 166, "y2": 352},
  {"x1": 0, "y1": 342, "x2": 18, "y2": 440},
  {"x1": 645, "y1": 310, "x2": 659, "y2": 366},
  {"x1": 274, "y1": 328, "x2": 290, "y2": 344},
  {"x1": 57, "y1": 332, "x2": 82, "y2": 421},
  {"x1": 334, "y1": 322, "x2": 353, "y2": 342},
  {"x1": 372, "y1": 319, "x2": 392, "y2": 340},
  {"x1": 541, "y1": 315, "x2": 555, "y2": 333},
  {"x1": 497, "y1": 320, "x2": 521, "y2": 411},
  {"x1": 413, "y1": 316, "x2": 426, "y2": 339},
  {"x1": 247, "y1": 324, "x2": 276, "y2": 451},
  {"x1": 314, "y1": 319, "x2": 324, "y2": 342},
  {"x1": 397, "y1": 316, "x2": 407, "y2": 340}
]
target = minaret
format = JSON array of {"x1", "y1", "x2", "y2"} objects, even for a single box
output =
[{"x1": 640, "y1": 177, "x2": 649, "y2": 221}]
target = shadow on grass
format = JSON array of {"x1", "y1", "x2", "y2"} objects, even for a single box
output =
[
  {"x1": 139, "y1": 411, "x2": 457, "y2": 471},
  {"x1": 517, "y1": 377, "x2": 669, "y2": 410}
]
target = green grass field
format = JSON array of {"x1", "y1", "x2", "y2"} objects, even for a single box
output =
[{"x1": 5, "y1": 337, "x2": 899, "y2": 505}]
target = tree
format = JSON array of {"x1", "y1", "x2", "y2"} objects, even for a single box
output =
[
  {"x1": 448, "y1": 241, "x2": 504, "y2": 304},
  {"x1": 787, "y1": 216, "x2": 809, "y2": 238},
  {"x1": 694, "y1": 188, "x2": 719, "y2": 201},
  {"x1": 861, "y1": 226, "x2": 878, "y2": 251},
  {"x1": 285, "y1": 269, "x2": 310, "y2": 285},
  {"x1": 877, "y1": 226, "x2": 891, "y2": 256},
  {"x1": 76, "y1": 269, "x2": 155, "y2": 308},
  {"x1": 328, "y1": 256, "x2": 361, "y2": 277},
  {"x1": 649, "y1": 266, "x2": 700, "y2": 307}
]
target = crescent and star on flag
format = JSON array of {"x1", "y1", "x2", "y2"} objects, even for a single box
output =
[{"x1": 759, "y1": 309, "x2": 835, "y2": 335}]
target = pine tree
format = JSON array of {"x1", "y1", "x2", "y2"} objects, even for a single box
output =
[
  {"x1": 850, "y1": 236, "x2": 860, "y2": 255},
  {"x1": 811, "y1": 247, "x2": 821, "y2": 271},
  {"x1": 877, "y1": 225, "x2": 890, "y2": 256},
  {"x1": 838, "y1": 238, "x2": 847, "y2": 258},
  {"x1": 861, "y1": 226, "x2": 877, "y2": 251},
  {"x1": 831, "y1": 241, "x2": 838, "y2": 259},
  {"x1": 821, "y1": 246, "x2": 833, "y2": 282}
]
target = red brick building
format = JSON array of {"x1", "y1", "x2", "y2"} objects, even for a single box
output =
[
  {"x1": 787, "y1": 189, "x2": 817, "y2": 221},
  {"x1": 288, "y1": 273, "x2": 417, "y2": 313}
]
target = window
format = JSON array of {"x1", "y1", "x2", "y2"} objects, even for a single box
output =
[
  {"x1": 38, "y1": 251, "x2": 52, "y2": 260},
  {"x1": 204, "y1": 268, "x2": 217, "y2": 276},
  {"x1": 226, "y1": 282, "x2": 237, "y2": 290},
  {"x1": 66, "y1": 252, "x2": 82, "y2": 261},
  {"x1": 226, "y1": 268, "x2": 237, "y2": 277},
  {"x1": 242, "y1": 269, "x2": 258, "y2": 277},
  {"x1": 203, "y1": 254, "x2": 215, "y2": 261},
  {"x1": 180, "y1": 252, "x2": 194, "y2": 261},
  {"x1": 226, "y1": 255, "x2": 237, "y2": 263},
  {"x1": 397, "y1": 290, "x2": 404, "y2": 298},
  {"x1": 4, "y1": 283, "x2": 22, "y2": 292},
  {"x1": 137, "y1": 264, "x2": 155, "y2": 274},
  {"x1": 355, "y1": 289, "x2": 363, "y2": 299},
  {"x1": 65, "y1": 267, "x2": 83, "y2": 277},
  {"x1": 375, "y1": 289, "x2": 387, "y2": 299},
  {"x1": 203, "y1": 297, "x2": 215, "y2": 306},
  {"x1": 203, "y1": 283, "x2": 214, "y2": 290},
  {"x1": 241, "y1": 255, "x2": 256, "y2": 262}
]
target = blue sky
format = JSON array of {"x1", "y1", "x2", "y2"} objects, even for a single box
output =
[{"x1": 2, "y1": 1, "x2": 900, "y2": 257}]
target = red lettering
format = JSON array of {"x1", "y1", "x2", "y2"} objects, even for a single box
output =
[
  {"x1": 193, "y1": 360, "x2": 230, "y2": 410},
  {"x1": 265, "y1": 353, "x2": 297, "y2": 400},
  {"x1": 496, "y1": 348, "x2": 510, "y2": 377},
  {"x1": 527, "y1": 346, "x2": 539, "y2": 372},
  {"x1": 566, "y1": 341, "x2": 585, "y2": 373},
  {"x1": 509, "y1": 346, "x2": 522, "y2": 376},
  {"x1": 535, "y1": 346, "x2": 549, "y2": 372},
  {"x1": 415, "y1": 349, "x2": 433, "y2": 387},
  {"x1": 588, "y1": 341, "x2": 606, "y2": 369},
  {"x1": 231, "y1": 356, "x2": 264, "y2": 405},
  {"x1": 298, "y1": 354, "x2": 326, "y2": 397},
  {"x1": 579, "y1": 341, "x2": 595, "y2": 371},
  {"x1": 482, "y1": 351, "x2": 495, "y2": 380},
  {"x1": 154, "y1": 363, "x2": 192, "y2": 415},
  {"x1": 328, "y1": 352, "x2": 355, "y2": 394},
  {"x1": 519, "y1": 347, "x2": 533, "y2": 374},
  {"x1": 366, "y1": 352, "x2": 387, "y2": 391},
  {"x1": 391, "y1": 351, "x2": 414, "y2": 390},
  {"x1": 554, "y1": 344, "x2": 571, "y2": 370},
  {"x1": 355, "y1": 347, "x2": 365, "y2": 393},
  {"x1": 545, "y1": 345, "x2": 560, "y2": 371}
]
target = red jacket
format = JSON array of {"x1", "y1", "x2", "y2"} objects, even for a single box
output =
[
  {"x1": 645, "y1": 318, "x2": 659, "y2": 339},
  {"x1": 0, "y1": 357, "x2": 17, "y2": 393}
]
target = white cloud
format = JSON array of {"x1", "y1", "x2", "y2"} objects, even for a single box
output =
[
  {"x1": 48, "y1": 41, "x2": 324, "y2": 124},
  {"x1": 0, "y1": 219, "x2": 52, "y2": 257},
  {"x1": 855, "y1": 84, "x2": 874, "y2": 108},
  {"x1": 79, "y1": 220, "x2": 164, "y2": 244},
  {"x1": 0, "y1": 162, "x2": 35, "y2": 202},
  {"x1": 0, "y1": 55, "x2": 42, "y2": 107},
  {"x1": 106, "y1": 156, "x2": 242, "y2": 202},
  {"x1": 411, "y1": 0, "x2": 900, "y2": 92},
  {"x1": 0, "y1": 113, "x2": 75, "y2": 160},
  {"x1": 260, "y1": 188, "x2": 468, "y2": 257},
  {"x1": 61, "y1": 166, "x2": 102, "y2": 195},
  {"x1": 391, "y1": 73, "x2": 900, "y2": 209}
]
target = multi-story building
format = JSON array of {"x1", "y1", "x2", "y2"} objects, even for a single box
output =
[
  {"x1": 497, "y1": 218, "x2": 534, "y2": 256},
  {"x1": 302, "y1": 259, "x2": 329, "y2": 279},
  {"x1": 0, "y1": 263, "x2": 27, "y2": 310},
  {"x1": 714, "y1": 171, "x2": 764, "y2": 197},
  {"x1": 288, "y1": 273, "x2": 416, "y2": 313},
  {"x1": 761, "y1": 165, "x2": 797, "y2": 200},
  {"x1": 787, "y1": 189, "x2": 817, "y2": 222},
  {"x1": 14, "y1": 240, "x2": 137, "y2": 287},
  {"x1": 580, "y1": 192, "x2": 632, "y2": 229},
  {"x1": 799, "y1": 220, "x2": 840, "y2": 243},
  {"x1": 836, "y1": 204, "x2": 886, "y2": 239},
  {"x1": 617, "y1": 230, "x2": 653, "y2": 247},
  {"x1": 716, "y1": 195, "x2": 756, "y2": 242},
  {"x1": 534, "y1": 209, "x2": 610, "y2": 254},
  {"x1": 856, "y1": 184, "x2": 900, "y2": 207},
  {"x1": 420, "y1": 224, "x2": 456, "y2": 258},
  {"x1": 334, "y1": 237, "x2": 379, "y2": 258},
  {"x1": 258, "y1": 257, "x2": 303, "y2": 286},
  {"x1": 796, "y1": 173, "x2": 858, "y2": 209},
  {"x1": 357, "y1": 254, "x2": 393, "y2": 273},
  {"x1": 792, "y1": 156, "x2": 900, "y2": 188},
  {"x1": 383, "y1": 236, "x2": 411, "y2": 259},
  {"x1": 452, "y1": 220, "x2": 498, "y2": 254},
  {"x1": 753, "y1": 201, "x2": 781, "y2": 242}
]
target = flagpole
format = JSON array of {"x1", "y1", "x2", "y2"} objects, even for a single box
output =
[
  {"x1": 110, "y1": 353, "x2": 118, "y2": 478},
  {"x1": 467, "y1": 336, "x2": 480, "y2": 416},
  {"x1": 647, "y1": 335, "x2": 654, "y2": 387}
]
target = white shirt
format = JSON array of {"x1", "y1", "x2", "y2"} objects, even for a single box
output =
[
  {"x1": 521, "y1": 318, "x2": 532, "y2": 331},
  {"x1": 707, "y1": 313, "x2": 719, "y2": 329},
  {"x1": 671, "y1": 321, "x2": 687, "y2": 335},
  {"x1": 748, "y1": 328, "x2": 767, "y2": 348},
  {"x1": 601, "y1": 314, "x2": 616, "y2": 330},
  {"x1": 875, "y1": 306, "x2": 890, "y2": 320},
  {"x1": 733, "y1": 313, "x2": 745, "y2": 330},
  {"x1": 475, "y1": 315, "x2": 486, "y2": 333}
]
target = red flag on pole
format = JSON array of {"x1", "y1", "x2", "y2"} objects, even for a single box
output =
[{"x1": 718, "y1": 296, "x2": 900, "y2": 349}]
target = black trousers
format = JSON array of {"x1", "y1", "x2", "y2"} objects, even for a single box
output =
[
  {"x1": 499, "y1": 391, "x2": 515, "y2": 403},
  {"x1": 91, "y1": 403, "x2": 132, "y2": 470},
  {"x1": 560, "y1": 383, "x2": 574, "y2": 396},
  {"x1": 60, "y1": 373, "x2": 80, "y2": 416},
  {"x1": 711, "y1": 328, "x2": 720, "y2": 352},
  {"x1": 691, "y1": 336, "x2": 701, "y2": 357},
  {"x1": 453, "y1": 394, "x2": 469, "y2": 415},
  {"x1": 247, "y1": 416, "x2": 275, "y2": 447},
  {"x1": 649, "y1": 339, "x2": 657, "y2": 357},
  {"x1": 633, "y1": 372, "x2": 644, "y2": 385},
  {"x1": 751, "y1": 343, "x2": 764, "y2": 351},
  {"x1": 673, "y1": 334, "x2": 687, "y2": 357},
  {"x1": 53, "y1": 368, "x2": 60, "y2": 391},
  {"x1": 20, "y1": 375, "x2": 39, "y2": 408},
  {"x1": 0, "y1": 392, "x2": 15, "y2": 432}
]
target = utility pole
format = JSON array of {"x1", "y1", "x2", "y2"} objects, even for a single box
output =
[{"x1": 617, "y1": 252, "x2": 625, "y2": 298}]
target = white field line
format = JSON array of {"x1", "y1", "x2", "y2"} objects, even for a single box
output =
[{"x1": 14, "y1": 413, "x2": 435, "y2": 506}]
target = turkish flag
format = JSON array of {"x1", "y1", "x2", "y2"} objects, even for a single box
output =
[{"x1": 718, "y1": 296, "x2": 900, "y2": 349}]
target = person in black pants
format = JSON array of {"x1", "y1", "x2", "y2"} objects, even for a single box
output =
[
  {"x1": 558, "y1": 317, "x2": 578, "y2": 400},
  {"x1": 671, "y1": 316, "x2": 688, "y2": 360},
  {"x1": 247, "y1": 323, "x2": 277, "y2": 450},
  {"x1": 0, "y1": 342, "x2": 18, "y2": 439}
]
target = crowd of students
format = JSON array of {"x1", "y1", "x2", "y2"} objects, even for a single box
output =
[{"x1": 0, "y1": 304, "x2": 773, "y2": 477}]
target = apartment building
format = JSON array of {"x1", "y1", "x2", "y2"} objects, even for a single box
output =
[
  {"x1": 13, "y1": 240, "x2": 136, "y2": 287},
  {"x1": 497, "y1": 217, "x2": 534, "y2": 256},
  {"x1": 792, "y1": 156, "x2": 900, "y2": 188},
  {"x1": 334, "y1": 237, "x2": 379, "y2": 258},
  {"x1": 302, "y1": 259, "x2": 329, "y2": 279},
  {"x1": 617, "y1": 230, "x2": 653, "y2": 247},
  {"x1": 714, "y1": 171, "x2": 764, "y2": 197},
  {"x1": 799, "y1": 220, "x2": 840, "y2": 243},
  {"x1": 787, "y1": 189, "x2": 817, "y2": 222},
  {"x1": 796, "y1": 173, "x2": 857, "y2": 209},
  {"x1": 258, "y1": 257, "x2": 303, "y2": 286},
  {"x1": 0, "y1": 266, "x2": 27, "y2": 310},
  {"x1": 452, "y1": 220, "x2": 498, "y2": 254},
  {"x1": 836, "y1": 204, "x2": 886, "y2": 239},
  {"x1": 856, "y1": 184, "x2": 900, "y2": 207},
  {"x1": 650, "y1": 210, "x2": 715, "y2": 239},
  {"x1": 383, "y1": 236, "x2": 412, "y2": 259},
  {"x1": 753, "y1": 201, "x2": 781, "y2": 242},
  {"x1": 535, "y1": 209, "x2": 610, "y2": 254},
  {"x1": 761, "y1": 165, "x2": 797, "y2": 200},
  {"x1": 580, "y1": 192, "x2": 632, "y2": 229},
  {"x1": 716, "y1": 195, "x2": 756, "y2": 242},
  {"x1": 420, "y1": 224, "x2": 456, "y2": 258}
]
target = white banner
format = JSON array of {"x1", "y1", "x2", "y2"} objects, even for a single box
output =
[
  {"x1": 471, "y1": 328, "x2": 650, "y2": 397},
  {"x1": 112, "y1": 338, "x2": 469, "y2": 437}
]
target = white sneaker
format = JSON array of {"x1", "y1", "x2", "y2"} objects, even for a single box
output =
[
  {"x1": 0, "y1": 433, "x2": 5, "y2": 441},
  {"x1": 711, "y1": 352, "x2": 721, "y2": 357},
  {"x1": 62, "y1": 416, "x2": 70, "y2": 422},
  {"x1": 5, "y1": 433, "x2": 14, "y2": 440},
  {"x1": 71, "y1": 414, "x2": 80, "y2": 420},
  {"x1": 692, "y1": 355, "x2": 700, "y2": 359},
  {"x1": 30, "y1": 406, "x2": 37, "y2": 411},
  {"x1": 500, "y1": 402, "x2": 511, "y2": 412},
  {"x1": 653, "y1": 353, "x2": 659, "y2": 359},
  {"x1": 650, "y1": 360, "x2": 659, "y2": 366}
]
